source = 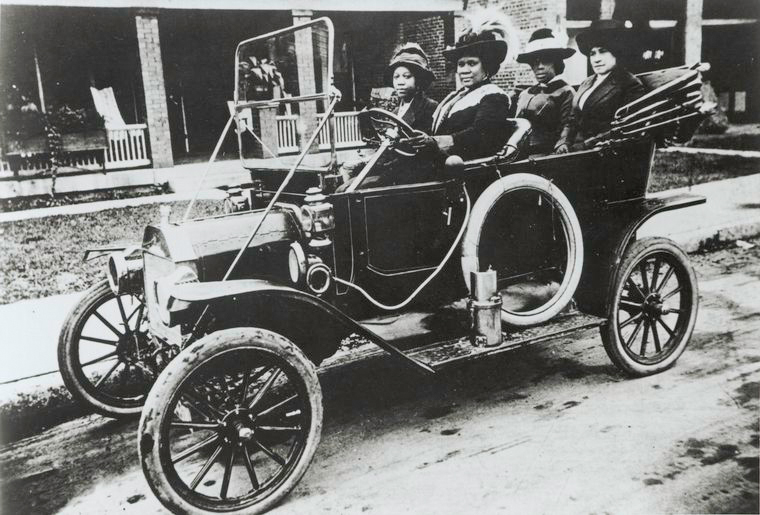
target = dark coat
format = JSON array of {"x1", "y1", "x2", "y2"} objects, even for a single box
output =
[
  {"x1": 393, "y1": 93, "x2": 438, "y2": 134},
  {"x1": 569, "y1": 66, "x2": 646, "y2": 148},
  {"x1": 515, "y1": 79, "x2": 575, "y2": 154},
  {"x1": 431, "y1": 80, "x2": 511, "y2": 160}
]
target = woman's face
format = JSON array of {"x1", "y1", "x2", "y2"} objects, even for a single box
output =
[
  {"x1": 393, "y1": 66, "x2": 417, "y2": 100},
  {"x1": 457, "y1": 56, "x2": 488, "y2": 87},
  {"x1": 589, "y1": 46, "x2": 617, "y2": 75},
  {"x1": 529, "y1": 56, "x2": 557, "y2": 84}
]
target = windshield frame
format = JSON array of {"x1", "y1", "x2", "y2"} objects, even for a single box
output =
[{"x1": 233, "y1": 17, "x2": 335, "y2": 169}]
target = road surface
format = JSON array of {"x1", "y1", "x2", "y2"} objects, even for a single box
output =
[{"x1": 1, "y1": 240, "x2": 758, "y2": 514}]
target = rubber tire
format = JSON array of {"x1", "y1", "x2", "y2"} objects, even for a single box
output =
[
  {"x1": 58, "y1": 279, "x2": 146, "y2": 418},
  {"x1": 461, "y1": 173, "x2": 584, "y2": 326},
  {"x1": 139, "y1": 327, "x2": 323, "y2": 515},
  {"x1": 602, "y1": 237, "x2": 698, "y2": 377}
]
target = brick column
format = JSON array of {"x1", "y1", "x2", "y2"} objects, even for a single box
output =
[
  {"x1": 684, "y1": 0, "x2": 703, "y2": 65},
  {"x1": 135, "y1": 9, "x2": 174, "y2": 169},
  {"x1": 292, "y1": 10, "x2": 320, "y2": 153}
]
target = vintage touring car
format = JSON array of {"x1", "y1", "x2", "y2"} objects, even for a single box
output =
[{"x1": 57, "y1": 18, "x2": 710, "y2": 514}]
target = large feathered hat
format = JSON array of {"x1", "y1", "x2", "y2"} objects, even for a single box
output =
[
  {"x1": 516, "y1": 28, "x2": 575, "y2": 64},
  {"x1": 443, "y1": 10, "x2": 518, "y2": 75},
  {"x1": 385, "y1": 43, "x2": 435, "y2": 89}
]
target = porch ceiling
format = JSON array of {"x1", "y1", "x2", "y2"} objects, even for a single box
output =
[{"x1": 3, "y1": 0, "x2": 462, "y2": 12}]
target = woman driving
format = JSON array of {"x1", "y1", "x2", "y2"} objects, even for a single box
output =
[
  {"x1": 569, "y1": 19, "x2": 646, "y2": 150},
  {"x1": 515, "y1": 28, "x2": 576, "y2": 155},
  {"x1": 414, "y1": 14, "x2": 514, "y2": 161},
  {"x1": 386, "y1": 43, "x2": 438, "y2": 134}
]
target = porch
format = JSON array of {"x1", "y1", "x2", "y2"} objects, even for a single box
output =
[
  {"x1": 0, "y1": 110, "x2": 365, "y2": 178},
  {"x1": 1, "y1": 124, "x2": 151, "y2": 178}
]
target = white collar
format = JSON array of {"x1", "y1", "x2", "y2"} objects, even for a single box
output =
[{"x1": 595, "y1": 71, "x2": 611, "y2": 82}]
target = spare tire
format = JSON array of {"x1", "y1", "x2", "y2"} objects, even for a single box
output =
[{"x1": 461, "y1": 173, "x2": 583, "y2": 326}]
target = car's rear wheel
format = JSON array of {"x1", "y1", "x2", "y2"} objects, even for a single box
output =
[
  {"x1": 462, "y1": 173, "x2": 584, "y2": 326},
  {"x1": 602, "y1": 237, "x2": 698, "y2": 376},
  {"x1": 139, "y1": 327, "x2": 322, "y2": 515},
  {"x1": 58, "y1": 279, "x2": 153, "y2": 418}
]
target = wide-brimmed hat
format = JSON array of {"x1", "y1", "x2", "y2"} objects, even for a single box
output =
[
  {"x1": 516, "y1": 28, "x2": 575, "y2": 64},
  {"x1": 576, "y1": 19, "x2": 632, "y2": 56},
  {"x1": 385, "y1": 43, "x2": 435, "y2": 88},
  {"x1": 442, "y1": 16, "x2": 513, "y2": 73}
]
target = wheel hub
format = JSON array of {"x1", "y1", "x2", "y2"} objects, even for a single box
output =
[
  {"x1": 222, "y1": 409, "x2": 256, "y2": 443},
  {"x1": 643, "y1": 293, "x2": 664, "y2": 317}
]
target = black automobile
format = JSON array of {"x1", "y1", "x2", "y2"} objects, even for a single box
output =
[{"x1": 57, "y1": 18, "x2": 710, "y2": 514}]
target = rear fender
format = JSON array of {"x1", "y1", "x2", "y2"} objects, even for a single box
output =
[{"x1": 575, "y1": 193, "x2": 705, "y2": 316}]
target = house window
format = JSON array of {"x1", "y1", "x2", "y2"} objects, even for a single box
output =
[
  {"x1": 718, "y1": 92, "x2": 731, "y2": 111},
  {"x1": 735, "y1": 91, "x2": 747, "y2": 113}
]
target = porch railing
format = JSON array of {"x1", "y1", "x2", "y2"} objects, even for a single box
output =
[
  {"x1": 104, "y1": 124, "x2": 151, "y2": 170},
  {"x1": 276, "y1": 114, "x2": 300, "y2": 154},
  {"x1": 275, "y1": 111, "x2": 364, "y2": 154},
  {"x1": 318, "y1": 111, "x2": 363, "y2": 150}
]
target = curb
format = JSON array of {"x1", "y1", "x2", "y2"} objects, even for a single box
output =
[
  {"x1": 641, "y1": 218, "x2": 760, "y2": 254},
  {"x1": 0, "y1": 342, "x2": 384, "y2": 445},
  {"x1": 0, "y1": 372, "x2": 88, "y2": 444}
]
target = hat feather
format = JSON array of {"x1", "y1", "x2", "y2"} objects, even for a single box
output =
[{"x1": 459, "y1": 8, "x2": 520, "y2": 65}]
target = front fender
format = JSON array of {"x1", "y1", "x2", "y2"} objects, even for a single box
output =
[
  {"x1": 167, "y1": 279, "x2": 434, "y2": 372},
  {"x1": 83, "y1": 244, "x2": 137, "y2": 262}
]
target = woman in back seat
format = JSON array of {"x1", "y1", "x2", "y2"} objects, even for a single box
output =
[
  {"x1": 515, "y1": 28, "x2": 576, "y2": 155},
  {"x1": 568, "y1": 20, "x2": 646, "y2": 150}
]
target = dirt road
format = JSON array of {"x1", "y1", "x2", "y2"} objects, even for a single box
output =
[{"x1": 1, "y1": 241, "x2": 758, "y2": 514}]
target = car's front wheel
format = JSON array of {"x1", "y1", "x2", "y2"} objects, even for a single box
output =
[
  {"x1": 139, "y1": 327, "x2": 323, "y2": 515},
  {"x1": 58, "y1": 279, "x2": 153, "y2": 417}
]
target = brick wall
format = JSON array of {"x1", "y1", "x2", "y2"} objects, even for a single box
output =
[
  {"x1": 350, "y1": 21, "x2": 403, "y2": 105},
  {"x1": 358, "y1": 1, "x2": 569, "y2": 104},
  {"x1": 398, "y1": 16, "x2": 456, "y2": 101},
  {"x1": 135, "y1": 10, "x2": 174, "y2": 169},
  {"x1": 462, "y1": 0, "x2": 568, "y2": 91},
  {"x1": 349, "y1": 14, "x2": 456, "y2": 104}
]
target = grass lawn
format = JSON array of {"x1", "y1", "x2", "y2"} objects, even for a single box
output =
[
  {"x1": 0, "y1": 151, "x2": 758, "y2": 304},
  {"x1": 650, "y1": 151, "x2": 760, "y2": 192},
  {"x1": 0, "y1": 200, "x2": 223, "y2": 304}
]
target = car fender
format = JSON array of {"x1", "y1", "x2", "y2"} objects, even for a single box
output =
[
  {"x1": 575, "y1": 192, "x2": 705, "y2": 316},
  {"x1": 166, "y1": 279, "x2": 434, "y2": 372},
  {"x1": 83, "y1": 244, "x2": 137, "y2": 262}
]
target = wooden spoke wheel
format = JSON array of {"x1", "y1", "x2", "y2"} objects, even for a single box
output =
[
  {"x1": 58, "y1": 279, "x2": 153, "y2": 417},
  {"x1": 139, "y1": 328, "x2": 322, "y2": 515},
  {"x1": 602, "y1": 237, "x2": 698, "y2": 376}
]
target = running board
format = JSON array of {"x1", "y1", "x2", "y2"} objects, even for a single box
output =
[{"x1": 407, "y1": 312, "x2": 606, "y2": 371}]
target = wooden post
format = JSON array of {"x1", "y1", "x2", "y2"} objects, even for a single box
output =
[
  {"x1": 684, "y1": 0, "x2": 703, "y2": 65},
  {"x1": 34, "y1": 46, "x2": 46, "y2": 113},
  {"x1": 292, "y1": 9, "x2": 319, "y2": 153},
  {"x1": 599, "y1": 0, "x2": 616, "y2": 19}
]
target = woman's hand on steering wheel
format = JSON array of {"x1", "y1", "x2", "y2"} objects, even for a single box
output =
[
  {"x1": 406, "y1": 131, "x2": 435, "y2": 152},
  {"x1": 406, "y1": 133, "x2": 454, "y2": 154},
  {"x1": 360, "y1": 108, "x2": 419, "y2": 156}
]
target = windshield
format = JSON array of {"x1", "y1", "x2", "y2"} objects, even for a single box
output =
[{"x1": 234, "y1": 18, "x2": 334, "y2": 168}]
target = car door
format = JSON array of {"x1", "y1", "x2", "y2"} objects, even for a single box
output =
[{"x1": 342, "y1": 179, "x2": 465, "y2": 305}]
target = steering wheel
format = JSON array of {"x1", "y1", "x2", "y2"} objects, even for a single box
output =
[{"x1": 358, "y1": 108, "x2": 421, "y2": 157}]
